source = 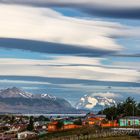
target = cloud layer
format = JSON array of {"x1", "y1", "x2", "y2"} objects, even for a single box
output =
[
  {"x1": 1, "y1": 0, "x2": 140, "y2": 18},
  {"x1": 0, "y1": 4, "x2": 140, "y2": 57},
  {"x1": 0, "y1": 58, "x2": 139, "y2": 83},
  {"x1": 0, "y1": 4, "x2": 121, "y2": 52}
]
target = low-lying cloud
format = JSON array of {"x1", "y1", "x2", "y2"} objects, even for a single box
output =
[
  {"x1": 0, "y1": 58, "x2": 139, "y2": 83},
  {"x1": 91, "y1": 92, "x2": 122, "y2": 98}
]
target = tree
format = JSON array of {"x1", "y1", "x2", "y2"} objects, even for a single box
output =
[
  {"x1": 121, "y1": 97, "x2": 137, "y2": 116},
  {"x1": 100, "y1": 105, "x2": 117, "y2": 120},
  {"x1": 10, "y1": 116, "x2": 15, "y2": 124},
  {"x1": 74, "y1": 118, "x2": 82, "y2": 125},
  {"x1": 27, "y1": 116, "x2": 34, "y2": 131},
  {"x1": 56, "y1": 121, "x2": 64, "y2": 129},
  {"x1": 99, "y1": 97, "x2": 139, "y2": 120},
  {"x1": 38, "y1": 115, "x2": 50, "y2": 121}
]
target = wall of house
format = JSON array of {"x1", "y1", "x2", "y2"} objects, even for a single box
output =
[
  {"x1": 101, "y1": 123, "x2": 119, "y2": 127},
  {"x1": 119, "y1": 119, "x2": 140, "y2": 126},
  {"x1": 48, "y1": 124, "x2": 58, "y2": 132}
]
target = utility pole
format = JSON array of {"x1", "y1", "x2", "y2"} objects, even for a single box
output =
[{"x1": 133, "y1": 104, "x2": 135, "y2": 130}]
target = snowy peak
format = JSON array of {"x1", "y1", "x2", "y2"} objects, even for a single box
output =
[
  {"x1": 76, "y1": 94, "x2": 116, "y2": 111},
  {"x1": 96, "y1": 96, "x2": 116, "y2": 106},
  {"x1": 0, "y1": 87, "x2": 56, "y2": 100},
  {"x1": 41, "y1": 94, "x2": 56, "y2": 100},
  {"x1": 82, "y1": 95, "x2": 98, "y2": 109},
  {"x1": 0, "y1": 87, "x2": 32, "y2": 98}
]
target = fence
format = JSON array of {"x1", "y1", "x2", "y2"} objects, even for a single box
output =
[{"x1": 40, "y1": 129, "x2": 140, "y2": 140}]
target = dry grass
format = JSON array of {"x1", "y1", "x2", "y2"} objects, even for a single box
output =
[{"x1": 91, "y1": 136, "x2": 140, "y2": 140}]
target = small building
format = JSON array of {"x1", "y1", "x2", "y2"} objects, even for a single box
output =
[
  {"x1": 101, "y1": 120, "x2": 119, "y2": 127},
  {"x1": 95, "y1": 115, "x2": 106, "y2": 120},
  {"x1": 63, "y1": 124, "x2": 81, "y2": 130},
  {"x1": 119, "y1": 116, "x2": 140, "y2": 127},
  {"x1": 84, "y1": 113, "x2": 106, "y2": 125},
  {"x1": 0, "y1": 133, "x2": 11, "y2": 140},
  {"x1": 10, "y1": 124, "x2": 27, "y2": 132},
  {"x1": 17, "y1": 131, "x2": 37, "y2": 139},
  {"x1": 34, "y1": 121, "x2": 50, "y2": 127},
  {"x1": 0, "y1": 126, "x2": 9, "y2": 133},
  {"x1": 63, "y1": 120, "x2": 73, "y2": 125},
  {"x1": 48, "y1": 120, "x2": 81, "y2": 132},
  {"x1": 4, "y1": 130, "x2": 17, "y2": 139},
  {"x1": 48, "y1": 121, "x2": 58, "y2": 132}
]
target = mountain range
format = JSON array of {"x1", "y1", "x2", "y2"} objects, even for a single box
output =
[
  {"x1": 0, "y1": 87, "x2": 117, "y2": 114},
  {"x1": 0, "y1": 87, "x2": 76, "y2": 114},
  {"x1": 75, "y1": 94, "x2": 116, "y2": 112},
  {"x1": 0, "y1": 87, "x2": 56, "y2": 99}
]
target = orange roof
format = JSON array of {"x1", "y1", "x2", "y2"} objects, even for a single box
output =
[{"x1": 49, "y1": 121, "x2": 58, "y2": 125}]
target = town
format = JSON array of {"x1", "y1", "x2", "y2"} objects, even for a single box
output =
[{"x1": 0, "y1": 97, "x2": 140, "y2": 140}]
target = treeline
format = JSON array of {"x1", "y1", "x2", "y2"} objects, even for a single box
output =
[{"x1": 98, "y1": 97, "x2": 140, "y2": 120}]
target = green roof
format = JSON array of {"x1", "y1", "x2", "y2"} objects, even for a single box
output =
[{"x1": 63, "y1": 120, "x2": 73, "y2": 125}]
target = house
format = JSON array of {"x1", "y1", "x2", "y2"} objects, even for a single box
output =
[
  {"x1": 0, "y1": 133, "x2": 11, "y2": 140},
  {"x1": 48, "y1": 121, "x2": 58, "y2": 132},
  {"x1": 4, "y1": 130, "x2": 17, "y2": 138},
  {"x1": 48, "y1": 120, "x2": 81, "y2": 132},
  {"x1": 63, "y1": 124, "x2": 81, "y2": 130},
  {"x1": 17, "y1": 131, "x2": 37, "y2": 139},
  {"x1": 85, "y1": 117, "x2": 96, "y2": 125},
  {"x1": 34, "y1": 121, "x2": 49, "y2": 131},
  {"x1": 34, "y1": 121, "x2": 50, "y2": 127},
  {"x1": 84, "y1": 113, "x2": 106, "y2": 125},
  {"x1": 119, "y1": 116, "x2": 140, "y2": 126},
  {"x1": 10, "y1": 124, "x2": 27, "y2": 132},
  {"x1": 0, "y1": 126, "x2": 9, "y2": 133},
  {"x1": 101, "y1": 120, "x2": 119, "y2": 127},
  {"x1": 95, "y1": 115, "x2": 106, "y2": 120},
  {"x1": 63, "y1": 120, "x2": 73, "y2": 125}
]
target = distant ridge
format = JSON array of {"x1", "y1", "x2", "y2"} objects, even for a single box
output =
[
  {"x1": 0, "y1": 87, "x2": 56, "y2": 99},
  {"x1": 0, "y1": 87, "x2": 77, "y2": 114}
]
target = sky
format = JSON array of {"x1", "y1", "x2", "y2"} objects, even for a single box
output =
[{"x1": 0, "y1": 0, "x2": 140, "y2": 105}]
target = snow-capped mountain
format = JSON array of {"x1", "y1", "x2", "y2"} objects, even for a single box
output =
[
  {"x1": 0, "y1": 87, "x2": 76, "y2": 114},
  {"x1": 40, "y1": 93, "x2": 56, "y2": 100},
  {"x1": 0, "y1": 87, "x2": 56, "y2": 100},
  {"x1": 0, "y1": 87, "x2": 32, "y2": 98},
  {"x1": 75, "y1": 94, "x2": 116, "y2": 111}
]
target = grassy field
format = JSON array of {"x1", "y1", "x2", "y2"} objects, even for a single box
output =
[
  {"x1": 91, "y1": 136, "x2": 140, "y2": 140},
  {"x1": 46, "y1": 126, "x2": 97, "y2": 137},
  {"x1": 40, "y1": 127, "x2": 140, "y2": 140}
]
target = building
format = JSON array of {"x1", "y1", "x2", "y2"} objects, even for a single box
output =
[
  {"x1": 0, "y1": 133, "x2": 11, "y2": 140},
  {"x1": 47, "y1": 121, "x2": 58, "y2": 132},
  {"x1": 119, "y1": 116, "x2": 140, "y2": 126},
  {"x1": 48, "y1": 120, "x2": 82, "y2": 132},
  {"x1": 64, "y1": 124, "x2": 81, "y2": 130},
  {"x1": 4, "y1": 130, "x2": 17, "y2": 138},
  {"x1": 34, "y1": 121, "x2": 50, "y2": 127},
  {"x1": 17, "y1": 131, "x2": 37, "y2": 139},
  {"x1": 101, "y1": 120, "x2": 119, "y2": 127},
  {"x1": 10, "y1": 124, "x2": 27, "y2": 132},
  {"x1": 84, "y1": 113, "x2": 106, "y2": 125}
]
